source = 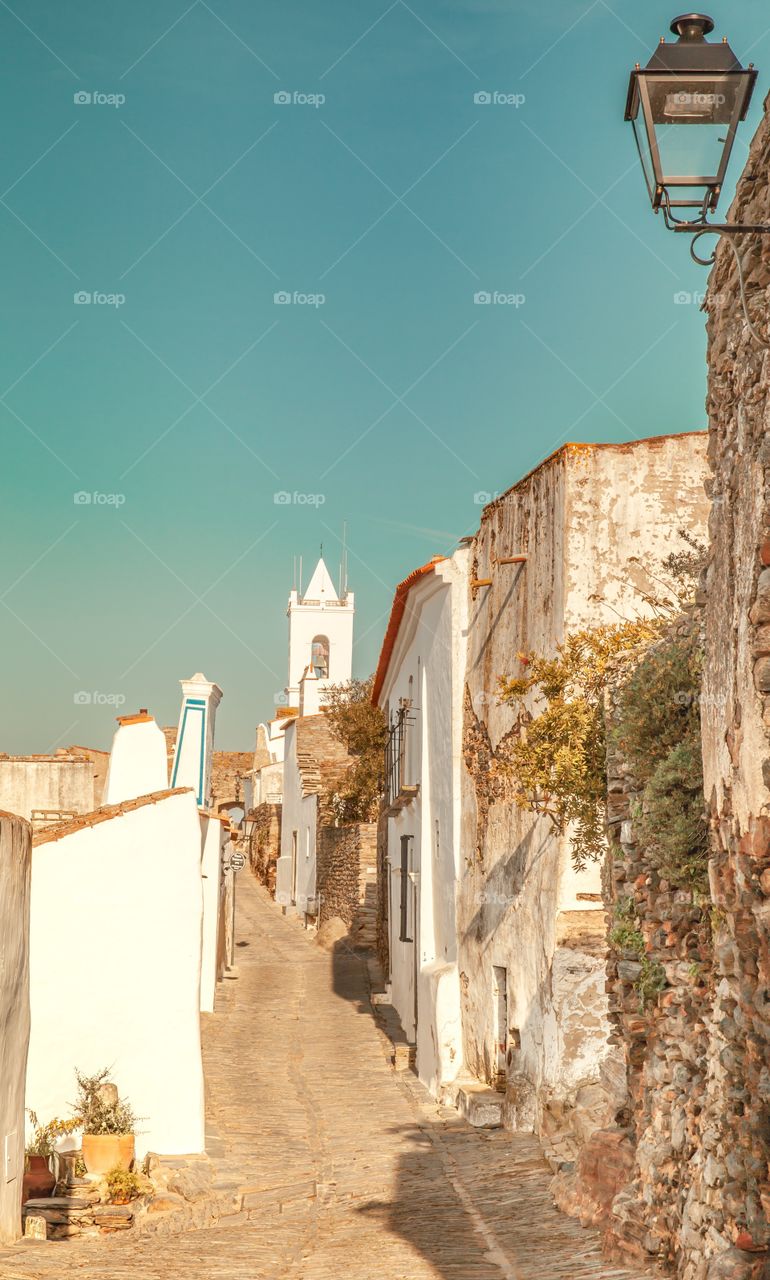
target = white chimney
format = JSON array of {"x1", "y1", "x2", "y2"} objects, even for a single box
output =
[{"x1": 171, "y1": 673, "x2": 223, "y2": 808}]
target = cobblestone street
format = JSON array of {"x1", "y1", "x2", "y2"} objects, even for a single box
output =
[{"x1": 0, "y1": 878, "x2": 650, "y2": 1280}]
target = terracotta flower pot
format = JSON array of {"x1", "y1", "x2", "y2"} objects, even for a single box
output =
[
  {"x1": 22, "y1": 1155, "x2": 55, "y2": 1202},
  {"x1": 81, "y1": 1133, "x2": 135, "y2": 1175}
]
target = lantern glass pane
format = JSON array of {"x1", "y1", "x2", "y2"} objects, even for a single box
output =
[
  {"x1": 640, "y1": 73, "x2": 749, "y2": 184},
  {"x1": 631, "y1": 116, "x2": 656, "y2": 202}
]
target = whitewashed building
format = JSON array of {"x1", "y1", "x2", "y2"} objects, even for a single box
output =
[
  {"x1": 273, "y1": 555, "x2": 356, "y2": 921},
  {"x1": 458, "y1": 434, "x2": 711, "y2": 1143},
  {"x1": 274, "y1": 713, "x2": 351, "y2": 921},
  {"x1": 372, "y1": 549, "x2": 469, "y2": 1097},
  {"x1": 285, "y1": 556, "x2": 354, "y2": 706},
  {"x1": 25, "y1": 670, "x2": 231, "y2": 1156}
]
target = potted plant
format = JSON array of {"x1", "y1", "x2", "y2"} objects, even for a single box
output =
[
  {"x1": 73, "y1": 1069, "x2": 137, "y2": 1175},
  {"x1": 24, "y1": 1111, "x2": 80, "y2": 1200},
  {"x1": 104, "y1": 1165, "x2": 141, "y2": 1205}
]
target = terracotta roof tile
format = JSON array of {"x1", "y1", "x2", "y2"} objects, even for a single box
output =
[
  {"x1": 371, "y1": 559, "x2": 445, "y2": 705},
  {"x1": 32, "y1": 787, "x2": 194, "y2": 846}
]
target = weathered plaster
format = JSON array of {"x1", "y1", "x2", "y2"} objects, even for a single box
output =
[
  {"x1": 458, "y1": 435, "x2": 710, "y2": 1147},
  {"x1": 0, "y1": 812, "x2": 31, "y2": 1243}
]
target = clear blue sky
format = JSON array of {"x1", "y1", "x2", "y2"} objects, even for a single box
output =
[{"x1": 1, "y1": 1, "x2": 766, "y2": 752}]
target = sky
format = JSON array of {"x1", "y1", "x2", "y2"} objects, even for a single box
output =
[{"x1": 1, "y1": 0, "x2": 767, "y2": 753}]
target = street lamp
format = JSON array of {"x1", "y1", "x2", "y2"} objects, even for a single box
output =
[
  {"x1": 624, "y1": 11, "x2": 770, "y2": 285},
  {"x1": 626, "y1": 14, "x2": 756, "y2": 223}
]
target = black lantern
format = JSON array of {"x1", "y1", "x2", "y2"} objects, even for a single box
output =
[{"x1": 625, "y1": 14, "x2": 756, "y2": 222}]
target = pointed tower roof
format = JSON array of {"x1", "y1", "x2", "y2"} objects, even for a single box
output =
[{"x1": 303, "y1": 557, "x2": 338, "y2": 601}]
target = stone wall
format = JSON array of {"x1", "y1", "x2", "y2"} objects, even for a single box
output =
[
  {"x1": 0, "y1": 755, "x2": 98, "y2": 823},
  {"x1": 0, "y1": 811, "x2": 32, "y2": 1243},
  {"x1": 554, "y1": 100, "x2": 770, "y2": 1275},
  {"x1": 457, "y1": 437, "x2": 708, "y2": 1155},
  {"x1": 695, "y1": 93, "x2": 770, "y2": 1278},
  {"x1": 557, "y1": 615, "x2": 717, "y2": 1272},
  {"x1": 317, "y1": 822, "x2": 377, "y2": 948},
  {"x1": 248, "y1": 802, "x2": 282, "y2": 894}
]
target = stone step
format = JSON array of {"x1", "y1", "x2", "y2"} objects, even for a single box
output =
[{"x1": 456, "y1": 1085, "x2": 504, "y2": 1128}]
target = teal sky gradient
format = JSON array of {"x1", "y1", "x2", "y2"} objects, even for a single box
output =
[{"x1": 1, "y1": 1, "x2": 766, "y2": 752}]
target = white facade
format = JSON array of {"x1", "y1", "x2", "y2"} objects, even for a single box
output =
[
  {"x1": 458, "y1": 434, "x2": 711, "y2": 1137},
  {"x1": 375, "y1": 550, "x2": 469, "y2": 1097},
  {"x1": 26, "y1": 790, "x2": 206, "y2": 1157},
  {"x1": 275, "y1": 718, "x2": 317, "y2": 916},
  {"x1": 286, "y1": 557, "x2": 354, "y2": 704},
  {"x1": 103, "y1": 713, "x2": 169, "y2": 805},
  {"x1": 199, "y1": 813, "x2": 229, "y2": 1013},
  {"x1": 172, "y1": 673, "x2": 223, "y2": 808},
  {"x1": 0, "y1": 812, "x2": 31, "y2": 1243}
]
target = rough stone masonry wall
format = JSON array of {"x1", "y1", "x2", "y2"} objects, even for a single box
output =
[
  {"x1": 317, "y1": 823, "x2": 377, "y2": 949},
  {"x1": 248, "y1": 802, "x2": 282, "y2": 894},
  {"x1": 580, "y1": 99, "x2": 770, "y2": 1280},
  {"x1": 695, "y1": 94, "x2": 770, "y2": 1279},
  {"x1": 589, "y1": 616, "x2": 716, "y2": 1275}
]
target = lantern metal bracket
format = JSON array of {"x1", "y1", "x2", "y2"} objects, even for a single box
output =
[
  {"x1": 663, "y1": 198, "x2": 770, "y2": 347},
  {"x1": 659, "y1": 191, "x2": 770, "y2": 266}
]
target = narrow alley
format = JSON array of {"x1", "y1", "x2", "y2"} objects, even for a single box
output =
[{"x1": 0, "y1": 876, "x2": 649, "y2": 1280}]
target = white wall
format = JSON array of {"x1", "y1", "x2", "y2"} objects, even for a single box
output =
[
  {"x1": 103, "y1": 718, "x2": 169, "y2": 805},
  {"x1": 287, "y1": 561, "x2": 354, "y2": 702},
  {"x1": 200, "y1": 814, "x2": 227, "y2": 1012},
  {"x1": 275, "y1": 720, "x2": 317, "y2": 917},
  {"x1": 26, "y1": 790, "x2": 206, "y2": 1157},
  {"x1": 378, "y1": 551, "x2": 468, "y2": 1095},
  {"x1": 0, "y1": 812, "x2": 31, "y2": 1243},
  {"x1": 0, "y1": 759, "x2": 96, "y2": 822}
]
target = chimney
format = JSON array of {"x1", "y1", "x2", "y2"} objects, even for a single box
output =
[{"x1": 171, "y1": 673, "x2": 223, "y2": 808}]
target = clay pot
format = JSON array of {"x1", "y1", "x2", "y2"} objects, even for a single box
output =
[
  {"x1": 81, "y1": 1133, "x2": 135, "y2": 1175},
  {"x1": 22, "y1": 1155, "x2": 55, "y2": 1202}
]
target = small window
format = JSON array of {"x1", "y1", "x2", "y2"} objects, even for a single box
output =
[{"x1": 311, "y1": 635, "x2": 330, "y2": 678}]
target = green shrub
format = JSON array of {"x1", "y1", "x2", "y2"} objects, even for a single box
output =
[
  {"x1": 615, "y1": 630, "x2": 708, "y2": 893},
  {"x1": 499, "y1": 621, "x2": 659, "y2": 870},
  {"x1": 73, "y1": 1069, "x2": 137, "y2": 1136},
  {"x1": 636, "y1": 736, "x2": 709, "y2": 889},
  {"x1": 105, "y1": 1165, "x2": 141, "y2": 1203}
]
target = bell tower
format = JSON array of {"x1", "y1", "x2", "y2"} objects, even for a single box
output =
[{"x1": 286, "y1": 555, "x2": 354, "y2": 709}]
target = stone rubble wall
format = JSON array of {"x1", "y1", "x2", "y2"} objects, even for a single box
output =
[
  {"x1": 248, "y1": 803, "x2": 282, "y2": 894},
  {"x1": 590, "y1": 617, "x2": 716, "y2": 1274},
  {"x1": 695, "y1": 92, "x2": 770, "y2": 1280},
  {"x1": 317, "y1": 822, "x2": 377, "y2": 948}
]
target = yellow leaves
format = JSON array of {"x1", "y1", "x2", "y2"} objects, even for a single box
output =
[{"x1": 497, "y1": 620, "x2": 660, "y2": 869}]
